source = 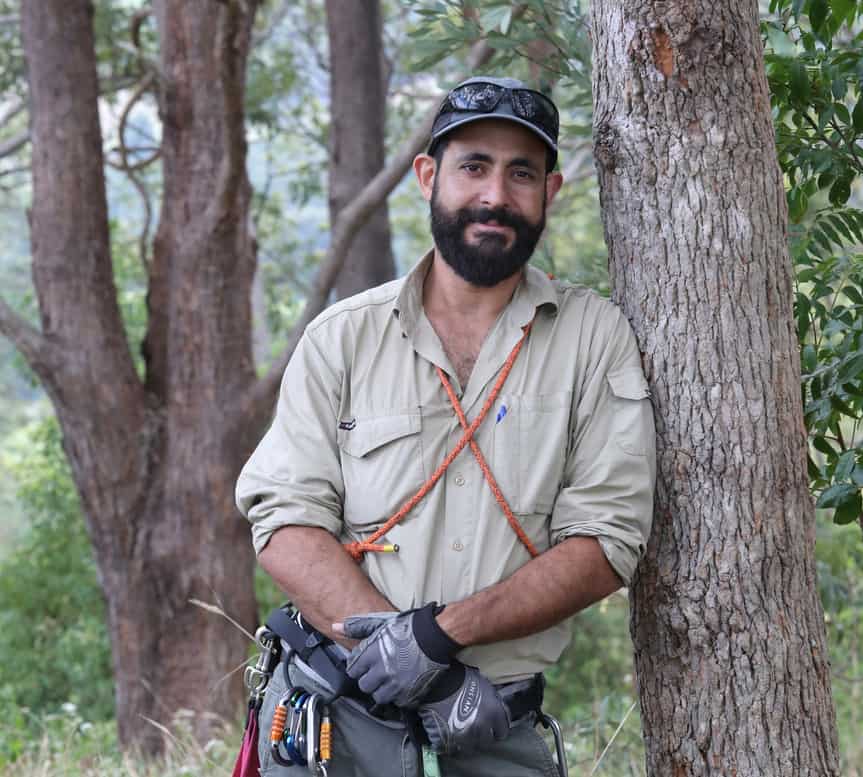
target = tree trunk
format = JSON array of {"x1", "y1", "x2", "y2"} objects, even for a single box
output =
[
  {"x1": 20, "y1": 0, "x2": 260, "y2": 754},
  {"x1": 591, "y1": 2, "x2": 841, "y2": 775},
  {"x1": 325, "y1": 0, "x2": 395, "y2": 298}
]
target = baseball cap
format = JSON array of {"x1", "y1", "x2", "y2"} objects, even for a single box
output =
[{"x1": 428, "y1": 76, "x2": 559, "y2": 168}]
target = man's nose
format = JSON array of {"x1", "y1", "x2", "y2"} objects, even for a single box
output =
[{"x1": 479, "y1": 170, "x2": 509, "y2": 209}]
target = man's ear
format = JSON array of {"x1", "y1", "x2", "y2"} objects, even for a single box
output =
[
  {"x1": 545, "y1": 171, "x2": 564, "y2": 208},
  {"x1": 413, "y1": 153, "x2": 436, "y2": 202}
]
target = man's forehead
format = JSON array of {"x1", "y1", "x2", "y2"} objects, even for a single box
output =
[{"x1": 442, "y1": 119, "x2": 548, "y2": 162}]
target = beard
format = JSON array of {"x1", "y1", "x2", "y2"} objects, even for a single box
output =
[{"x1": 429, "y1": 184, "x2": 546, "y2": 288}]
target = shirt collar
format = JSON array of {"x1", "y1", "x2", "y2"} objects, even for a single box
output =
[{"x1": 392, "y1": 251, "x2": 559, "y2": 337}]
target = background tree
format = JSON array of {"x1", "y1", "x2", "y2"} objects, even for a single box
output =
[
  {"x1": 591, "y1": 0, "x2": 841, "y2": 774},
  {"x1": 326, "y1": 0, "x2": 396, "y2": 298}
]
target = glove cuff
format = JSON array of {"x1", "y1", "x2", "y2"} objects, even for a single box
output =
[
  {"x1": 413, "y1": 602, "x2": 463, "y2": 664},
  {"x1": 422, "y1": 662, "x2": 467, "y2": 703}
]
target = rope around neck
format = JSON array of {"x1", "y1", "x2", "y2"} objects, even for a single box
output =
[{"x1": 344, "y1": 320, "x2": 539, "y2": 561}]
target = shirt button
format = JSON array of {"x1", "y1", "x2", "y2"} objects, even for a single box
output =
[
  {"x1": 452, "y1": 541, "x2": 464, "y2": 552},
  {"x1": 454, "y1": 474, "x2": 465, "y2": 486}
]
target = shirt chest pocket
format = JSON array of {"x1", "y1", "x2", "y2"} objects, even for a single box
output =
[
  {"x1": 337, "y1": 413, "x2": 426, "y2": 529},
  {"x1": 491, "y1": 392, "x2": 573, "y2": 515}
]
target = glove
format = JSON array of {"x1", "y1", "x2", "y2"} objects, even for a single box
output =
[
  {"x1": 342, "y1": 603, "x2": 462, "y2": 707},
  {"x1": 418, "y1": 663, "x2": 511, "y2": 755}
]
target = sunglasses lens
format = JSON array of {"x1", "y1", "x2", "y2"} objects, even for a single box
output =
[
  {"x1": 511, "y1": 90, "x2": 559, "y2": 139},
  {"x1": 447, "y1": 82, "x2": 504, "y2": 112}
]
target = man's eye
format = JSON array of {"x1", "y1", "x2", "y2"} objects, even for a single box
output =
[
  {"x1": 462, "y1": 163, "x2": 482, "y2": 173},
  {"x1": 514, "y1": 169, "x2": 535, "y2": 180}
]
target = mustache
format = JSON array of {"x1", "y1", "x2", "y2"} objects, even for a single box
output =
[{"x1": 455, "y1": 207, "x2": 527, "y2": 230}]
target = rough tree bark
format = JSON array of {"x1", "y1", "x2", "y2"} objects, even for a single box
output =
[
  {"x1": 590, "y1": 1, "x2": 841, "y2": 775},
  {"x1": 325, "y1": 0, "x2": 396, "y2": 298},
  {"x1": 18, "y1": 0, "x2": 260, "y2": 753}
]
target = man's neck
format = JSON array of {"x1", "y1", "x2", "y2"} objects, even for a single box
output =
[{"x1": 422, "y1": 250, "x2": 523, "y2": 323}]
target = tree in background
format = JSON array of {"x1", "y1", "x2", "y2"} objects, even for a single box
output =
[
  {"x1": 591, "y1": 0, "x2": 841, "y2": 773},
  {"x1": 326, "y1": 0, "x2": 396, "y2": 298}
]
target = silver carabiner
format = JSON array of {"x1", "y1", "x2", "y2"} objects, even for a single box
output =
[
  {"x1": 539, "y1": 712, "x2": 569, "y2": 777},
  {"x1": 244, "y1": 627, "x2": 277, "y2": 700},
  {"x1": 305, "y1": 692, "x2": 322, "y2": 772}
]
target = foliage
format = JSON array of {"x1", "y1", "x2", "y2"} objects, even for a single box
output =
[
  {"x1": 815, "y1": 521, "x2": 863, "y2": 770},
  {"x1": 764, "y1": 0, "x2": 863, "y2": 528},
  {"x1": 0, "y1": 704, "x2": 238, "y2": 775},
  {"x1": 0, "y1": 419, "x2": 114, "y2": 741}
]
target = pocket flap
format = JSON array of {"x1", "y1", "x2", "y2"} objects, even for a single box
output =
[
  {"x1": 607, "y1": 367, "x2": 651, "y2": 400},
  {"x1": 339, "y1": 413, "x2": 421, "y2": 458}
]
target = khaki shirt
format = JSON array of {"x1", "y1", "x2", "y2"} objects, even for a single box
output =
[{"x1": 236, "y1": 252, "x2": 656, "y2": 683}]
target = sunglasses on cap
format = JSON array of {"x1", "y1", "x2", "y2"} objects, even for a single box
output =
[{"x1": 435, "y1": 81, "x2": 560, "y2": 145}]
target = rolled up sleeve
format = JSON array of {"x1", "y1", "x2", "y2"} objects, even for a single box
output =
[
  {"x1": 550, "y1": 311, "x2": 656, "y2": 585},
  {"x1": 236, "y1": 331, "x2": 344, "y2": 554}
]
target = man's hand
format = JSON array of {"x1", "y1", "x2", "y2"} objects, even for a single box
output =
[
  {"x1": 418, "y1": 663, "x2": 510, "y2": 755},
  {"x1": 337, "y1": 603, "x2": 462, "y2": 707}
]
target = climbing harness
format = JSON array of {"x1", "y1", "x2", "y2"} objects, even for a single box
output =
[
  {"x1": 232, "y1": 606, "x2": 348, "y2": 777},
  {"x1": 345, "y1": 319, "x2": 539, "y2": 561},
  {"x1": 235, "y1": 604, "x2": 569, "y2": 777}
]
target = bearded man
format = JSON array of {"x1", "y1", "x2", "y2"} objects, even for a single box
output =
[{"x1": 236, "y1": 76, "x2": 656, "y2": 777}]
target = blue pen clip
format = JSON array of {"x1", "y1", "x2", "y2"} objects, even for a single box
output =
[{"x1": 496, "y1": 404, "x2": 508, "y2": 424}]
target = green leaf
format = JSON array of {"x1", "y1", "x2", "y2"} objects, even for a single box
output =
[
  {"x1": 802, "y1": 343, "x2": 818, "y2": 373},
  {"x1": 835, "y1": 450, "x2": 857, "y2": 480},
  {"x1": 788, "y1": 188, "x2": 809, "y2": 222},
  {"x1": 853, "y1": 97, "x2": 863, "y2": 132},
  {"x1": 812, "y1": 434, "x2": 835, "y2": 456},
  {"x1": 843, "y1": 285, "x2": 863, "y2": 305},
  {"x1": 833, "y1": 491, "x2": 861, "y2": 525},
  {"x1": 838, "y1": 353, "x2": 863, "y2": 382},
  {"x1": 829, "y1": 177, "x2": 852, "y2": 206},
  {"x1": 479, "y1": 6, "x2": 510, "y2": 32},
  {"x1": 790, "y1": 60, "x2": 811, "y2": 102},
  {"x1": 808, "y1": 0, "x2": 829, "y2": 34},
  {"x1": 833, "y1": 101, "x2": 851, "y2": 124},
  {"x1": 817, "y1": 482, "x2": 858, "y2": 508}
]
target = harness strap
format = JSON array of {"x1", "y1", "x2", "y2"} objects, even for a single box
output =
[{"x1": 345, "y1": 320, "x2": 537, "y2": 561}]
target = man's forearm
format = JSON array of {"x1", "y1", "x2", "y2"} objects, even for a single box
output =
[
  {"x1": 435, "y1": 536, "x2": 622, "y2": 647},
  {"x1": 258, "y1": 525, "x2": 395, "y2": 644}
]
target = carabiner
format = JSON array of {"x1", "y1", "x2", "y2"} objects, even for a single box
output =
[
  {"x1": 285, "y1": 691, "x2": 309, "y2": 765},
  {"x1": 539, "y1": 712, "x2": 569, "y2": 777},
  {"x1": 270, "y1": 690, "x2": 295, "y2": 767}
]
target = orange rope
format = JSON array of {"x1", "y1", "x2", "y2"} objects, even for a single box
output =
[
  {"x1": 345, "y1": 320, "x2": 538, "y2": 561},
  {"x1": 435, "y1": 366, "x2": 539, "y2": 558}
]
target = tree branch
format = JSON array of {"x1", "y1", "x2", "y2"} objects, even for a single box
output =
[
  {"x1": 0, "y1": 297, "x2": 52, "y2": 378},
  {"x1": 251, "y1": 0, "x2": 291, "y2": 48},
  {"x1": 0, "y1": 130, "x2": 29, "y2": 159},
  {"x1": 0, "y1": 96, "x2": 26, "y2": 128},
  {"x1": 208, "y1": 0, "x2": 257, "y2": 225},
  {"x1": 239, "y1": 37, "x2": 496, "y2": 429}
]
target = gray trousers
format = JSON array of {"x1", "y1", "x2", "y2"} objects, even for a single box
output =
[{"x1": 257, "y1": 657, "x2": 561, "y2": 777}]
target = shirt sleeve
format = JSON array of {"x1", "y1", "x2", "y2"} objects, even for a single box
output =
[
  {"x1": 235, "y1": 329, "x2": 345, "y2": 554},
  {"x1": 549, "y1": 306, "x2": 656, "y2": 585}
]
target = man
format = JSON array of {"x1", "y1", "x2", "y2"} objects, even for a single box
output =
[{"x1": 236, "y1": 76, "x2": 655, "y2": 777}]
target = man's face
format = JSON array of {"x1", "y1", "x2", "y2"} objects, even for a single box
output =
[{"x1": 426, "y1": 120, "x2": 557, "y2": 287}]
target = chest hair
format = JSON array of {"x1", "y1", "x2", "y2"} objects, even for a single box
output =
[{"x1": 435, "y1": 323, "x2": 488, "y2": 388}]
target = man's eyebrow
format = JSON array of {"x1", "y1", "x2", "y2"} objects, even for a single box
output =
[
  {"x1": 507, "y1": 156, "x2": 541, "y2": 172},
  {"x1": 454, "y1": 151, "x2": 494, "y2": 165},
  {"x1": 454, "y1": 151, "x2": 541, "y2": 172}
]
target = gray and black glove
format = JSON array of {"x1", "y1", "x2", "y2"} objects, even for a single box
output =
[
  {"x1": 418, "y1": 662, "x2": 511, "y2": 755},
  {"x1": 342, "y1": 603, "x2": 462, "y2": 708}
]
